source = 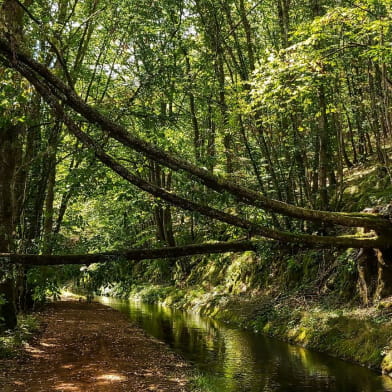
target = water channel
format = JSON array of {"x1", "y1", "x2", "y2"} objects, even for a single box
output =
[{"x1": 97, "y1": 296, "x2": 392, "y2": 392}]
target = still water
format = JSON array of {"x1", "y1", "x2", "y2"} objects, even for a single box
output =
[{"x1": 97, "y1": 297, "x2": 392, "y2": 392}]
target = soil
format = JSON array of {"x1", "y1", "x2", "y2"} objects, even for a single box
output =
[{"x1": 0, "y1": 300, "x2": 190, "y2": 392}]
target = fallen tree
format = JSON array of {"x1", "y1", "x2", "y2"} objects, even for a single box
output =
[
  {"x1": 1, "y1": 241, "x2": 262, "y2": 266},
  {"x1": 0, "y1": 238, "x2": 388, "y2": 266},
  {"x1": 2, "y1": 238, "x2": 392, "y2": 301}
]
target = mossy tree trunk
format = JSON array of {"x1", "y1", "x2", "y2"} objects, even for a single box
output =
[
  {"x1": 357, "y1": 206, "x2": 392, "y2": 304},
  {"x1": 375, "y1": 248, "x2": 392, "y2": 300},
  {"x1": 357, "y1": 248, "x2": 379, "y2": 305},
  {"x1": 357, "y1": 247, "x2": 392, "y2": 304}
]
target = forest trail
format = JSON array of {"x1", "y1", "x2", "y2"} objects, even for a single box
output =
[{"x1": 0, "y1": 300, "x2": 189, "y2": 392}]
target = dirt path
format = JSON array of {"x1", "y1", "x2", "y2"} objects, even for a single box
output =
[{"x1": 0, "y1": 300, "x2": 190, "y2": 392}]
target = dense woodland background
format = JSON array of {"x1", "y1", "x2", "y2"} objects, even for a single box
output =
[{"x1": 0, "y1": 0, "x2": 392, "y2": 328}]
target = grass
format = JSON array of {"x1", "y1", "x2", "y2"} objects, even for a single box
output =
[{"x1": 189, "y1": 371, "x2": 224, "y2": 392}]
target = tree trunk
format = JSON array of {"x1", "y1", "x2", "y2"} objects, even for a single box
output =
[
  {"x1": 0, "y1": 124, "x2": 23, "y2": 329},
  {"x1": 356, "y1": 248, "x2": 379, "y2": 305},
  {"x1": 357, "y1": 206, "x2": 392, "y2": 303},
  {"x1": 375, "y1": 248, "x2": 392, "y2": 300},
  {"x1": 357, "y1": 247, "x2": 392, "y2": 304},
  {"x1": 318, "y1": 85, "x2": 330, "y2": 210},
  {"x1": 185, "y1": 56, "x2": 201, "y2": 163}
]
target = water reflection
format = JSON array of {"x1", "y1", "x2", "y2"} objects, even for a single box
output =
[{"x1": 97, "y1": 297, "x2": 392, "y2": 392}]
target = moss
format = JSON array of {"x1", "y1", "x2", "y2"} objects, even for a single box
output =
[
  {"x1": 311, "y1": 316, "x2": 389, "y2": 367},
  {"x1": 343, "y1": 165, "x2": 392, "y2": 211},
  {"x1": 378, "y1": 299, "x2": 392, "y2": 310},
  {"x1": 248, "y1": 306, "x2": 392, "y2": 372},
  {"x1": 382, "y1": 351, "x2": 392, "y2": 376}
]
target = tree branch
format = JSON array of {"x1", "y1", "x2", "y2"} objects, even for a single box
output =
[
  {"x1": 3, "y1": 240, "x2": 259, "y2": 265},
  {"x1": 1, "y1": 235, "x2": 390, "y2": 266}
]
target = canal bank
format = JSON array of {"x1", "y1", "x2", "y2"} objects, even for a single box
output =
[{"x1": 106, "y1": 283, "x2": 392, "y2": 381}]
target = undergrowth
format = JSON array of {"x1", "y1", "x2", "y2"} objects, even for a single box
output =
[{"x1": 0, "y1": 315, "x2": 40, "y2": 358}]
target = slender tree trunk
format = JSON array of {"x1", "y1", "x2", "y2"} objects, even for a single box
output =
[
  {"x1": 206, "y1": 102, "x2": 216, "y2": 173},
  {"x1": 42, "y1": 136, "x2": 58, "y2": 254},
  {"x1": 185, "y1": 56, "x2": 201, "y2": 163},
  {"x1": 277, "y1": 0, "x2": 290, "y2": 48},
  {"x1": 318, "y1": 84, "x2": 330, "y2": 210},
  {"x1": 238, "y1": 0, "x2": 255, "y2": 72}
]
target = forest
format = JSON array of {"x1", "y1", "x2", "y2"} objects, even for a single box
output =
[{"x1": 0, "y1": 0, "x2": 392, "y2": 390}]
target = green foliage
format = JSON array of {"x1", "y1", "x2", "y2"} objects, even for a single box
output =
[
  {"x1": 26, "y1": 266, "x2": 80, "y2": 304},
  {"x1": 0, "y1": 315, "x2": 40, "y2": 358},
  {"x1": 0, "y1": 69, "x2": 31, "y2": 126}
]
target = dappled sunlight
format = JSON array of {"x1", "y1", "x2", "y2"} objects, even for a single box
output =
[
  {"x1": 96, "y1": 372, "x2": 127, "y2": 382},
  {"x1": 1, "y1": 301, "x2": 189, "y2": 392},
  {"x1": 61, "y1": 364, "x2": 75, "y2": 369},
  {"x1": 54, "y1": 382, "x2": 80, "y2": 391},
  {"x1": 98, "y1": 296, "x2": 111, "y2": 305},
  {"x1": 13, "y1": 381, "x2": 26, "y2": 386},
  {"x1": 24, "y1": 342, "x2": 45, "y2": 357},
  {"x1": 41, "y1": 341, "x2": 57, "y2": 348},
  {"x1": 61, "y1": 291, "x2": 82, "y2": 300},
  {"x1": 168, "y1": 376, "x2": 188, "y2": 387}
]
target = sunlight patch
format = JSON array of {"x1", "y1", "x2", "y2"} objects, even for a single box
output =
[
  {"x1": 54, "y1": 383, "x2": 80, "y2": 391},
  {"x1": 96, "y1": 373, "x2": 127, "y2": 382},
  {"x1": 61, "y1": 364, "x2": 75, "y2": 369},
  {"x1": 41, "y1": 342, "x2": 57, "y2": 347},
  {"x1": 24, "y1": 343, "x2": 44, "y2": 355}
]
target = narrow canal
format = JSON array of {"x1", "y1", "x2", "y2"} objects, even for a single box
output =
[{"x1": 97, "y1": 297, "x2": 392, "y2": 392}]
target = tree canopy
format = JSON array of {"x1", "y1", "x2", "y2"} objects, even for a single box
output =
[{"x1": 0, "y1": 0, "x2": 392, "y2": 327}]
